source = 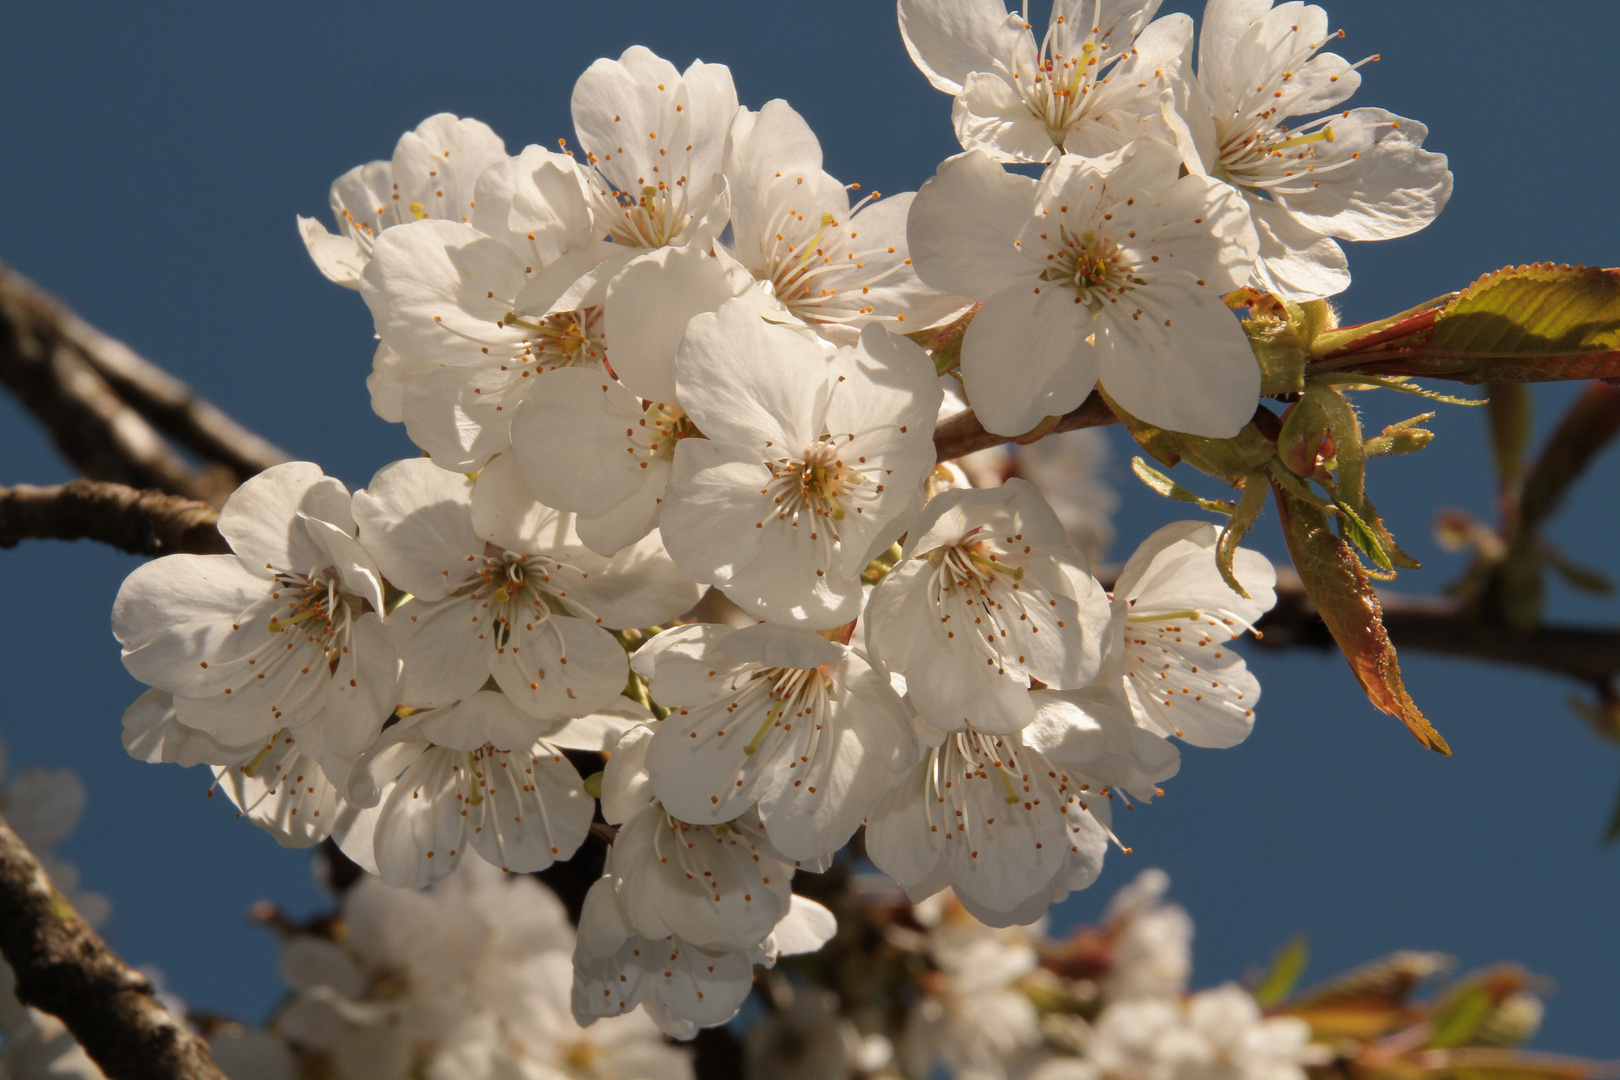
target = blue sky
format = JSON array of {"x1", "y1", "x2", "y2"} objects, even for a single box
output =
[{"x1": 1, "y1": 0, "x2": 1616, "y2": 1056}]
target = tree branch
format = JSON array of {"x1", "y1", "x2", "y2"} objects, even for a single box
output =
[
  {"x1": 0, "y1": 261, "x2": 286, "y2": 505},
  {"x1": 1252, "y1": 570, "x2": 1620, "y2": 689},
  {"x1": 0, "y1": 480, "x2": 227, "y2": 556},
  {"x1": 934, "y1": 390, "x2": 1117, "y2": 462},
  {"x1": 4, "y1": 475, "x2": 1614, "y2": 690},
  {"x1": 0, "y1": 813, "x2": 226, "y2": 1080}
]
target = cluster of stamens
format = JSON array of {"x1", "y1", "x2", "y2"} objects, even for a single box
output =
[
  {"x1": 1041, "y1": 225, "x2": 1139, "y2": 315},
  {"x1": 1214, "y1": 27, "x2": 1379, "y2": 193},
  {"x1": 500, "y1": 307, "x2": 607, "y2": 373},
  {"x1": 1011, "y1": 9, "x2": 1125, "y2": 146},
  {"x1": 762, "y1": 194, "x2": 914, "y2": 325},
  {"x1": 758, "y1": 437, "x2": 882, "y2": 548}
]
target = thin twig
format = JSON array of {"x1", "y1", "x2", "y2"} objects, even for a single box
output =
[
  {"x1": 934, "y1": 390, "x2": 1117, "y2": 461},
  {"x1": 0, "y1": 813, "x2": 226, "y2": 1080},
  {"x1": 0, "y1": 480, "x2": 227, "y2": 556}
]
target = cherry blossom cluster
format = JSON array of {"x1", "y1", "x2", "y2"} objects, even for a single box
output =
[{"x1": 98, "y1": 0, "x2": 1454, "y2": 1041}]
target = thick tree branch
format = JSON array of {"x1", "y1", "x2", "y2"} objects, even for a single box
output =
[
  {"x1": 0, "y1": 813, "x2": 226, "y2": 1080},
  {"x1": 934, "y1": 390, "x2": 1117, "y2": 461},
  {"x1": 61, "y1": 301, "x2": 288, "y2": 483},
  {"x1": 0, "y1": 261, "x2": 285, "y2": 505},
  {"x1": 0, "y1": 480, "x2": 227, "y2": 556}
]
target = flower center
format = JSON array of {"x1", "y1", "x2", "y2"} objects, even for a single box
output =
[
  {"x1": 501, "y1": 306, "x2": 606, "y2": 372},
  {"x1": 1041, "y1": 227, "x2": 1138, "y2": 315},
  {"x1": 759, "y1": 437, "x2": 882, "y2": 542},
  {"x1": 759, "y1": 196, "x2": 915, "y2": 327},
  {"x1": 454, "y1": 550, "x2": 594, "y2": 650},
  {"x1": 1011, "y1": 10, "x2": 1123, "y2": 148},
  {"x1": 266, "y1": 569, "x2": 362, "y2": 668},
  {"x1": 594, "y1": 180, "x2": 692, "y2": 250}
]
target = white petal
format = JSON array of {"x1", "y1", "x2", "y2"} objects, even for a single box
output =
[
  {"x1": 898, "y1": 0, "x2": 1026, "y2": 95},
  {"x1": 312, "y1": 613, "x2": 402, "y2": 758},
  {"x1": 508, "y1": 368, "x2": 652, "y2": 517},
  {"x1": 469, "y1": 742, "x2": 593, "y2": 872},
  {"x1": 120, "y1": 688, "x2": 259, "y2": 768},
  {"x1": 960, "y1": 285, "x2": 1099, "y2": 437},
  {"x1": 1274, "y1": 110, "x2": 1452, "y2": 241},
  {"x1": 360, "y1": 218, "x2": 532, "y2": 367},
  {"x1": 372, "y1": 747, "x2": 472, "y2": 888},
  {"x1": 414, "y1": 690, "x2": 551, "y2": 752},
  {"x1": 909, "y1": 151, "x2": 1038, "y2": 299},
  {"x1": 298, "y1": 216, "x2": 366, "y2": 288},
  {"x1": 768, "y1": 895, "x2": 837, "y2": 956},
  {"x1": 605, "y1": 246, "x2": 739, "y2": 403},
  {"x1": 352, "y1": 457, "x2": 482, "y2": 602},
  {"x1": 113, "y1": 555, "x2": 267, "y2": 695},
  {"x1": 954, "y1": 72, "x2": 1063, "y2": 164},
  {"x1": 491, "y1": 612, "x2": 628, "y2": 722},
  {"x1": 1248, "y1": 194, "x2": 1351, "y2": 302},
  {"x1": 217, "y1": 462, "x2": 352, "y2": 575},
  {"x1": 675, "y1": 298, "x2": 829, "y2": 449}
]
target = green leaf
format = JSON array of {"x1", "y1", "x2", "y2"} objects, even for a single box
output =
[
  {"x1": 1129, "y1": 457, "x2": 1236, "y2": 515},
  {"x1": 1315, "y1": 265, "x2": 1620, "y2": 384},
  {"x1": 1426, "y1": 984, "x2": 1496, "y2": 1049},
  {"x1": 1256, "y1": 936, "x2": 1310, "y2": 1007},
  {"x1": 1273, "y1": 485, "x2": 1452, "y2": 755},
  {"x1": 1334, "y1": 497, "x2": 1396, "y2": 573}
]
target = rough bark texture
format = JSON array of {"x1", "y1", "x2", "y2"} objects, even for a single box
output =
[
  {"x1": 0, "y1": 261, "x2": 285, "y2": 505},
  {"x1": 0, "y1": 480, "x2": 227, "y2": 556},
  {"x1": 0, "y1": 814, "x2": 227, "y2": 1080}
]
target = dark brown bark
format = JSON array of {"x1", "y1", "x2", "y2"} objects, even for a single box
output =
[
  {"x1": 0, "y1": 262, "x2": 285, "y2": 505},
  {"x1": 0, "y1": 813, "x2": 226, "y2": 1080},
  {"x1": 0, "y1": 480, "x2": 227, "y2": 556}
]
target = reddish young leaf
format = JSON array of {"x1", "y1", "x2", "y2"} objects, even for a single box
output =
[{"x1": 1274, "y1": 486, "x2": 1452, "y2": 755}]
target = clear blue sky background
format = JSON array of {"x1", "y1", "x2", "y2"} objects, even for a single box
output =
[{"x1": 1, "y1": 0, "x2": 1616, "y2": 1057}]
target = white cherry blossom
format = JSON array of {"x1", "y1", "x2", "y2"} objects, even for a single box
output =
[
  {"x1": 112, "y1": 462, "x2": 402, "y2": 759},
  {"x1": 571, "y1": 46, "x2": 737, "y2": 265},
  {"x1": 299, "y1": 114, "x2": 507, "y2": 288},
  {"x1": 351, "y1": 456, "x2": 698, "y2": 723},
  {"x1": 597, "y1": 725, "x2": 799, "y2": 952},
  {"x1": 634, "y1": 622, "x2": 918, "y2": 861},
  {"x1": 1085, "y1": 983, "x2": 1325, "y2": 1080},
  {"x1": 901, "y1": 891, "x2": 1045, "y2": 1080},
  {"x1": 724, "y1": 98, "x2": 965, "y2": 342},
  {"x1": 909, "y1": 140, "x2": 1260, "y2": 439},
  {"x1": 662, "y1": 299, "x2": 942, "y2": 627},
  {"x1": 1167, "y1": 0, "x2": 1452, "y2": 300},
  {"x1": 865, "y1": 692, "x2": 1178, "y2": 927},
  {"x1": 341, "y1": 690, "x2": 644, "y2": 888},
  {"x1": 898, "y1": 0, "x2": 1189, "y2": 164},
  {"x1": 358, "y1": 159, "x2": 609, "y2": 471},
  {"x1": 865, "y1": 479, "x2": 1112, "y2": 734},
  {"x1": 1107, "y1": 521, "x2": 1276, "y2": 749},
  {"x1": 276, "y1": 860, "x2": 682, "y2": 1080},
  {"x1": 1102, "y1": 868, "x2": 1194, "y2": 1002},
  {"x1": 572, "y1": 870, "x2": 836, "y2": 1038},
  {"x1": 508, "y1": 245, "x2": 780, "y2": 557}
]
